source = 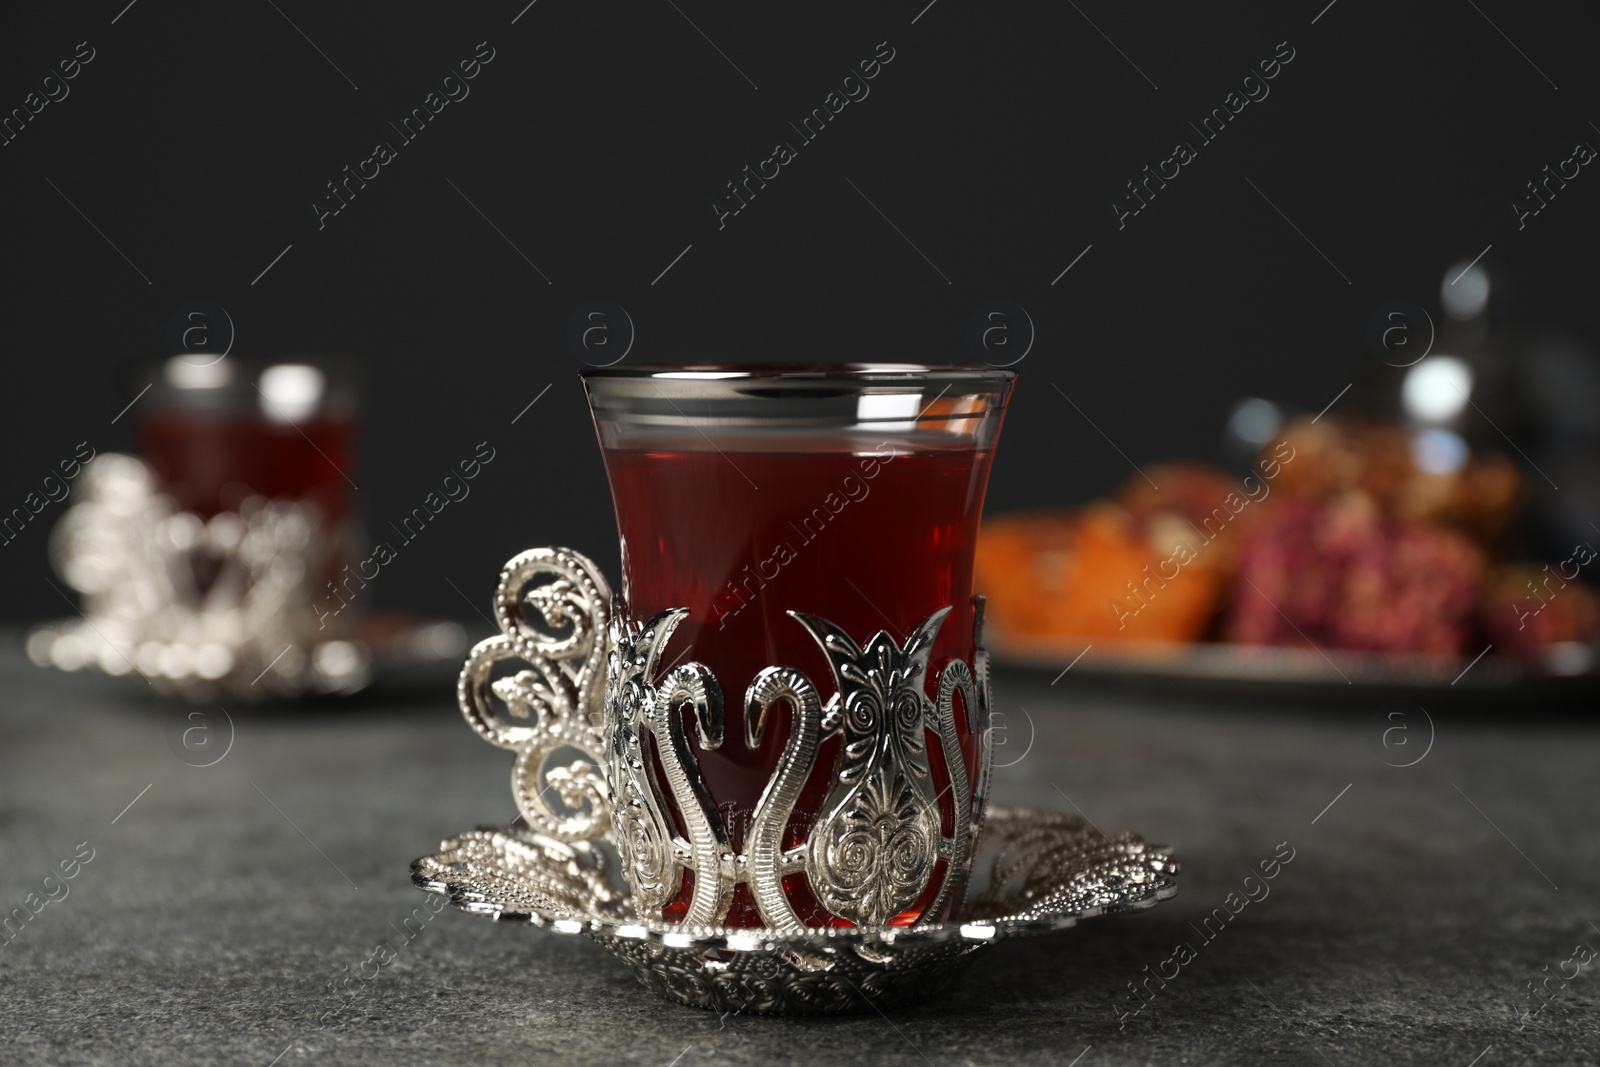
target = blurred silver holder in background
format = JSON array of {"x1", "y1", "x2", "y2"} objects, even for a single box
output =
[
  {"x1": 26, "y1": 453, "x2": 461, "y2": 701},
  {"x1": 427, "y1": 545, "x2": 1179, "y2": 1014}
]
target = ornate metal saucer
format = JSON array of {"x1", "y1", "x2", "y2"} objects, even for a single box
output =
[{"x1": 413, "y1": 805, "x2": 1177, "y2": 1015}]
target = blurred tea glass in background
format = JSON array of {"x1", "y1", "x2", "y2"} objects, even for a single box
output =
[{"x1": 28, "y1": 356, "x2": 380, "y2": 699}]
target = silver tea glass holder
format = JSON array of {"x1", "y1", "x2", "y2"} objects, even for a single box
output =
[
  {"x1": 414, "y1": 547, "x2": 1179, "y2": 1015},
  {"x1": 28, "y1": 453, "x2": 463, "y2": 701}
]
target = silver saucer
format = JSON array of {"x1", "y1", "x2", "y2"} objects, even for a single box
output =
[{"x1": 412, "y1": 804, "x2": 1178, "y2": 1015}]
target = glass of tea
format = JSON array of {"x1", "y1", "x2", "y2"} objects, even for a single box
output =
[
  {"x1": 141, "y1": 356, "x2": 356, "y2": 527},
  {"x1": 139, "y1": 356, "x2": 358, "y2": 624},
  {"x1": 581, "y1": 364, "x2": 1014, "y2": 928}
]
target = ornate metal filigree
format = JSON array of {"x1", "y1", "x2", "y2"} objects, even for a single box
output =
[
  {"x1": 603, "y1": 605, "x2": 736, "y2": 923},
  {"x1": 601, "y1": 603, "x2": 989, "y2": 931},
  {"x1": 458, "y1": 548, "x2": 614, "y2": 842},
  {"x1": 793, "y1": 607, "x2": 964, "y2": 927},
  {"x1": 411, "y1": 805, "x2": 1180, "y2": 1015},
  {"x1": 431, "y1": 547, "x2": 1180, "y2": 1013},
  {"x1": 27, "y1": 453, "x2": 395, "y2": 701},
  {"x1": 743, "y1": 665, "x2": 823, "y2": 930},
  {"x1": 454, "y1": 545, "x2": 999, "y2": 933}
]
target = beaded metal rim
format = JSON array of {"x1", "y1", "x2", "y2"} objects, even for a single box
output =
[{"x1": 411, "y1": 804, "x2": 1179, "y2": 1014}]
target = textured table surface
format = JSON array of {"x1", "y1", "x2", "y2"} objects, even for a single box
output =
[{"x1": 3, "y1": 640, "x2": 1597, "y2": 1066}]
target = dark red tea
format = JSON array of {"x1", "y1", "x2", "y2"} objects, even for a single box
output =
[
  {"x1": 140, "y1": 408, "x2": 354, "y2": 524},
  {"x1": 600, "y1": 438, "x2": 994, "y2": 926},
  {"x1": 140, "y1": 388, "x2": 356, "y2": 614}
]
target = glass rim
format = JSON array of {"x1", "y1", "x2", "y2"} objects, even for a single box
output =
[
  {"x1": 138, "y1": 354, "x2": 358, "y2": 416},
  {"x1": 579, "y1": 362, "x2": 1015, "y2": 385},
  {"x1": 581, "y1": 363, "x2": 1013, "y2": 440}
]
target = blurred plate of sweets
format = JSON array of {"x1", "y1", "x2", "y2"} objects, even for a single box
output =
[{"x1": 978, "y1": 416, "x2": 1599, "y2": 694}]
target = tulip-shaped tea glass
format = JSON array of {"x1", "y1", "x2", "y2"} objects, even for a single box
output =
[
  {"x1": 31, "y1": 356, "x2": 366, "y2": 700},
  {"x1": 582, "y1": 364, "x2": 1014, "y2": 930},
  {"x1": 141, "y1": 356, "x2": 357, "y2": 531}
]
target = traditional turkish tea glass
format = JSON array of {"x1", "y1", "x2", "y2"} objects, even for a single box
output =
[
  {"x1": 141, "y1": 356, "x2": 356, "y2": 535},
  {"x1": 137, "y1": 356, "x2": 357, "y2": 621},
  {"x1": 581, "y1": 364, "x2": 1014, "y2": 929},
  {"x1": 33, "y1": 355, "x2": 365, "y2": 699}
]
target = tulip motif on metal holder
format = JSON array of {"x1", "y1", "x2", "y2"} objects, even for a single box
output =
[{"x1": 458, "y1": 546, "x2": 992, "y2": 931}]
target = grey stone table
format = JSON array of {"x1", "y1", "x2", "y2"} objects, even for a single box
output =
[{"x1": 4, "y1": 638, "x2": 1597, "y2": 1066}]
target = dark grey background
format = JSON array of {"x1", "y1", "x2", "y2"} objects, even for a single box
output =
[{"x1": 2, "y1": 0, "x2": 1596, "y2": 622}]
